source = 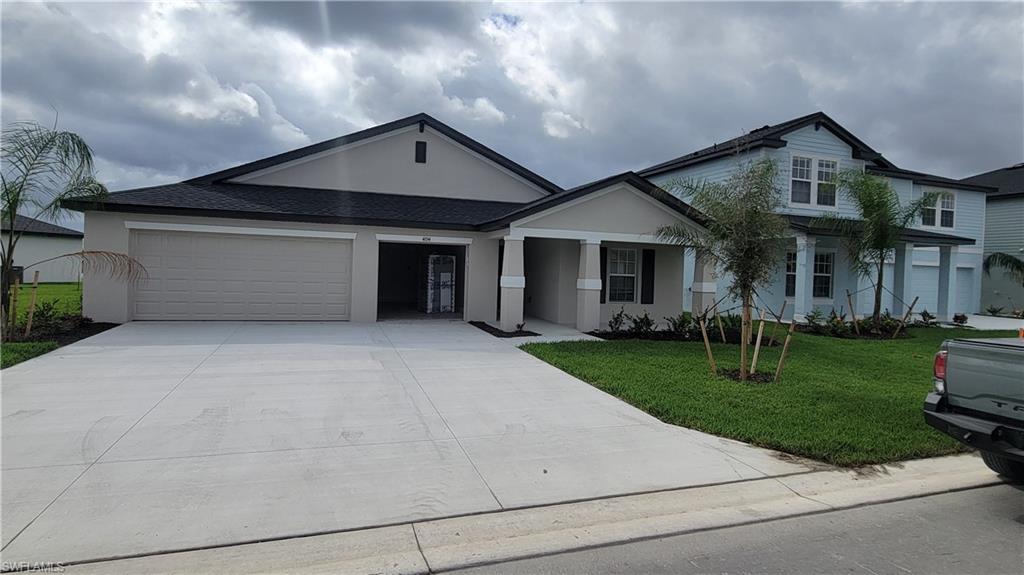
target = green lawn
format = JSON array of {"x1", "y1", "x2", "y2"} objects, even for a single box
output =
[
  {"x1": 522, "y1": 327, "x2": 1017, "y2": 467},
  {"x1": 1, "y1": 341, "x2": 59, "y2": 369},
  {"x1": 12, "y1": 282, "x2": 82, "y2": 320}
]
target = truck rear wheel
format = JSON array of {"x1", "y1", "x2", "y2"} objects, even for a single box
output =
[{"x1": 980, "y1": 451, "x2": 1024, "y2": 480}]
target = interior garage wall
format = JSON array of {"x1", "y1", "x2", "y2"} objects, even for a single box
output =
[
  {"x1": 523, "y1": 238, "x2": 578, "y2": 325},
  {"x1": 81, "y1": 211, "x2": 500, "y2": 324}
]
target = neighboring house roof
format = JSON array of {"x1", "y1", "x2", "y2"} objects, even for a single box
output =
[
  {"x1": 1, "y1": 214, "x2": 83, "y2": 238},
  {"x1": 188, "y1": 112, "x2": 563, "y2": 195},
  {"x1": 638, "y1": 111, "x2": 895, "y2": 178},
  {"x1": 62, "y1": 182, "x2": 526, "y2": 231},
  {"x1": 785, "y1": 215, "x2": 975, "y2": 247},
  {"x1": 959, "y1": 163, "x2": 1024, "y2": 200},
  {"x1": 478, "y1": 171, "x2": 708, "y2": 231},
  {"x1": 866, "y1": 166, "x2": 996, "y2": 193}
]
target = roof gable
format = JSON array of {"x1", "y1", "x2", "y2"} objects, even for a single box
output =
[
  {"x1": 639, "y1": 111, "x2": 894, "y2": 178},
  {"x1": 189, "y1": 113, "x2": 561, "y2": 201}
]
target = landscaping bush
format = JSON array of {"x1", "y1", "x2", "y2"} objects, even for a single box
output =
[
  {"x1": 952, "y1": 313, "x2": 969, "y2": 326},
  {"x1": 986, "y1": 305, "x2": 1005, "y2": 317},
  {"x1": 663, "y1": 311, "x2": 699, "y2": 338},
  {"x1": 917, "y1": 309, "x2": 937, "y2": 326},
  {"x1": 626, "y1": 310, "x2": 656, "y2": 336},
  {"x1": 608, "y1": 306, "x2": 627, "y2": 332}
]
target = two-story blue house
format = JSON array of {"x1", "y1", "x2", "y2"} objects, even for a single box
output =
[{"x1": 639, "y1": 112, "x2": 992, "y2": 322}]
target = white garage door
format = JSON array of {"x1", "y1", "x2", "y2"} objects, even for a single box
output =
[{"x1": 131, "y1": 230, "x2": 352, "y2": 320}]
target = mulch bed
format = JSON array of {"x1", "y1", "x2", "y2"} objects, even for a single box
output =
[
  {"x1": 7, "y1": 320, "x2": 118, "y2": 347},
  {"x1": 469, "y1": 321, "x2": 541, "y2": 338},
  {"x1": 719, "y1": 368, "x2": 775, "y2": 384},
  {"x1": 589, "y1": 330, "x2": 780, "y2": 347}
]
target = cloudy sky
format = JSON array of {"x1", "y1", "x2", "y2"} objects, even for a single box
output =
[{"x1": 3, "y1": 1, "x2": 1022, "y2": 227}]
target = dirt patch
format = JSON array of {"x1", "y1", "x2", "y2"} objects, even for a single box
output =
[
  {"x1": 469, "y1": 321, "x2": 540, "y2": 338},
  {"x1": 718, "y1": 368, "x2": 775, "y2": 384}
]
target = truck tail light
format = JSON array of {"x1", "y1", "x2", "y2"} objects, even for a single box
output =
[{"x1": 933, "y1": 350, "x2": 948, "y2": 393}]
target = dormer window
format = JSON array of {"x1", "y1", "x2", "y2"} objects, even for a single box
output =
[
  {"x1": 790, "y1": 155, "x2": 838, "y2": 207},
  {"x1": 922, "y1": 191, "x2": 955, "y2": 228}
]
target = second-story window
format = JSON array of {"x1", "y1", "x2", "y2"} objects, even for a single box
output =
[
  {"x1": 791, "y1": 156, "x2": 813, "y2": 204},
  {"x1": 816, "y1": 159, "x2": 837, "y2": 206},
  {"x1": 790, "y1": 155, "x2": 839, "y2": 207},
  {"x1": 922, "y1": 191, "x2": 955, "y2": 228}
]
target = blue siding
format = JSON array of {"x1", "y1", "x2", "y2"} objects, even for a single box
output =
[{"x1": 652, "y1": 122, "x2": 987, "y2": 316}]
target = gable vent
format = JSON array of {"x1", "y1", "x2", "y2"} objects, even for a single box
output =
[{"x1": 415, "y1": 141, "x2": 427, "y2": 164}]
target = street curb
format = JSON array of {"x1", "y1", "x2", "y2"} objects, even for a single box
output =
[{"x1": 59, "y1": 454, "x2": 1002, "y2": 574}]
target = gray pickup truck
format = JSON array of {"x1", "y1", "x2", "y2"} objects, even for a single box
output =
[{"x1": 924, "y1": 338, "x2": 1024, "y2": 480}]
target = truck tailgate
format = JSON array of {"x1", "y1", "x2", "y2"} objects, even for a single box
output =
[{"x1": 945, "y1": 338, "x2": 1024, "y2": 420}]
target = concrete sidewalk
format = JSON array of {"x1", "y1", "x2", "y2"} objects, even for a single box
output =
[{"x1": 59, "y1": 454, "x2": 1004, "y2": 574}]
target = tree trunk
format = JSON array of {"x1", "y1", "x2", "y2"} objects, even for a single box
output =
[
  {"x1": 740, "y1": 292, "x2": 751, "y2": 380},
  {"x1": 872, "y1": 260, "x2": 885, "y2": 324}
]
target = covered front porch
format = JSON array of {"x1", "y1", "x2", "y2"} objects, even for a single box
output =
[{"x1": 482, "y1": 172, "x2": 708, "y2": 334}]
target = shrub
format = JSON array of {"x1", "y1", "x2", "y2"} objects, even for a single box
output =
[
  {"x1": 608, "y1": 306, "x2": 627, "y2": 332},
  {"x1": 1014, "y1": 308, "x2": 1024, "y2": 319},
  {"x1": 952, "y1": 313, "x2": 968, "y2": 326},
  {"x1": 985, "y1": 305, "x2": 1005, "y2": 317},
  {"x1": 918, "y1": 309, "x2": 937, "y2": 326},
  {"x1": 664, "y1": 311, "x2": 697, "y2": 337},
  {"x1": 626, "y1": 310, "x2": 656, "y2": 336}
]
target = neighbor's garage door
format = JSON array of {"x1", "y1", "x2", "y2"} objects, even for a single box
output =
[{"x1": 131, "y1": 230, "x2": 351, "y2": 320}]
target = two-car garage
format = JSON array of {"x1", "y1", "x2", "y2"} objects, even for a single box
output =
[{"x1": 130, "y1": 227, "x2": 353, "y2": 321}]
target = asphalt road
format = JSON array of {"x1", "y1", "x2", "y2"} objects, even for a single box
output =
[{"x1": 452, "y1": 483, "x2": 1024, "y2": 575}]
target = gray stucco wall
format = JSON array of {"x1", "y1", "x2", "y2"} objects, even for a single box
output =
[{"x1": 233, "y1": 126, "x2": 548, "y2": 203}]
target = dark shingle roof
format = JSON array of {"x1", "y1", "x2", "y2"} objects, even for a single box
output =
[
  {"x1": 785, "y1": 215, "x2": 974, "y2": 247},
  {"x1": 960, "y1": 164, "x2": 1024, "y2": 199},
  {"x1": 63, "y1": 182, "x2": 527, "y2": 231},
  {"x1": 867, "y1": 166, "x2": 996, "y2": 193},
  {"x1": 639, "y1": 111, "x2": 894, "y2": 178},
  {"x1": 1, "y1": 214, "x2": 83, "y2": 237}
]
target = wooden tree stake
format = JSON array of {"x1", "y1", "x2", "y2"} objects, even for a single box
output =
[
  {"x1": 892, "y1": 296, "x2": 920, "y2": 339},
  {"x1": 773, "y1": 321, "x2": 797, "y2": 383},
  {"x1": 24, "y1": 271, "x2": 40, "y2": 337},
  {"x1": 751, "y1": 308, "x2": 767, "y2": 373},
  {"x1": 767, "y1": 300, "x2": 787, "y2": 346},
  {"x1": 8, "y1": 277, "x2": 21, "y2": 336},
  {"x1": 846, "y1": 289, "x2": 860, "y2": 336},
  {"x1": 699, "y1": 316, "x2": 717, "y2": 375},
  {"x1": 714, "y1": 308, "x2": 726, "y2": 343}
]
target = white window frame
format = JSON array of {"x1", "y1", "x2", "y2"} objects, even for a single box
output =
[
  {"x1": 784, "y1": 251, "x2": 797, "y2": 298},
  {"x1": 607, "y1": 247, "x2": 638, "y2": 303},
  {"x1": 811, "y1": 251, "x2": 835, "y2": 300},
  {"x1": 920, "y1": 189, "x2": 956, "y2": 230},
  {"x1": 788, "y1": 154, "x2": 841, "y2": 209}
]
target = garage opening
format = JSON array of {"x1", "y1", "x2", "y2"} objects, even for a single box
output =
[{"x1": 377, "y1": 242, "x2": 465, "y2": 320}]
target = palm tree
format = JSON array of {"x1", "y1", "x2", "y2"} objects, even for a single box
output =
[
  {"x1": 983, "y1": 251, "x2": 1024, "y2": 285},
  {"x1": 812, "y1": 170, "x2": 936, "y2": 324},
  {"x1": 658, "y1": 158, "x2": 789, "y2": 381},
  {"x1": 2, "y1": 120, "x2": 145, "y2": 330}
]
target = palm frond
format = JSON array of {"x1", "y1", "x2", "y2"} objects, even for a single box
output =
[
  {"x1": 983, "y1": 251, "x2": 1024, "y2": 285},
  {"x1": 25, "y1": 251, "x2": 148, "y2": 283}
]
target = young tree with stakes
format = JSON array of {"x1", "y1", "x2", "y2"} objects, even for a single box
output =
[{"x1": 657, "y1": 158, "x2": 789, "y2": 381}]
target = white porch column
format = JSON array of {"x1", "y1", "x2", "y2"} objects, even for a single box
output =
[
  {"x1": 793, "y1": 234, "x2": 816, "y2": 322},
  {"x1": 499, "y1": 237, "x2": 525, "y2": 332},
  {"x1": 937, "y1": 245, "x2": 959, "y2": 322},
  {"x1": 576, "y1": 240, "x2": 602, "y2": 332},
  {"x1": 892, "y1": 242, "x2": 914, "y2": 316}
]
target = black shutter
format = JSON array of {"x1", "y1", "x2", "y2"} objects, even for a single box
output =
[
  {"x1": 600, "y1": 246, "x2": 608, "y2": 304},
  {"x1": 641, "y1": 249, "x2": 656, "y2": 304}
]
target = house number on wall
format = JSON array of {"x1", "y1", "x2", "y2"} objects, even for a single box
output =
[{"x1": 422, "y1": 237, "x2": 432, "y2": 242}]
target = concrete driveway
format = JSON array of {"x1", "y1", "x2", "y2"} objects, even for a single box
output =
[{"x1": 2, "y1": 321, "x2": 811, "y2": 565}]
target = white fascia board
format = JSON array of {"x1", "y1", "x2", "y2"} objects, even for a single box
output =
[
  {"x1": 124, "y1": 221, "x2": 357, "y2": 240},
  {"x1": 375, "y1": 233, "x2": 473, "y2": 245},
  {"x1": 508, "y1": 227, "x2": 677, "y2": 245}
]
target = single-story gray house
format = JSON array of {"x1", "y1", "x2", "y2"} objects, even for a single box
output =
[
  {"x1": 961, "y1": 163, "x2": 1024, "y2": 313},
  {"x1": 66, "y1": 114, "x2": 706, "y2": 332},
  {"x1": 1, "y1": 214, "x2": 84, "y2": 283}
]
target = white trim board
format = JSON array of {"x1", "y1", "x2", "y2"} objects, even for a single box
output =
[
  {"x1": 508, "y1": 227, "x2": 679, "y2": 245},
  {"x1": 124, "y1": 221, "x2": 357, "y2": 240},
  {"x1": 375, "y1": 233, "x2": 473, "y2": 245}
]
